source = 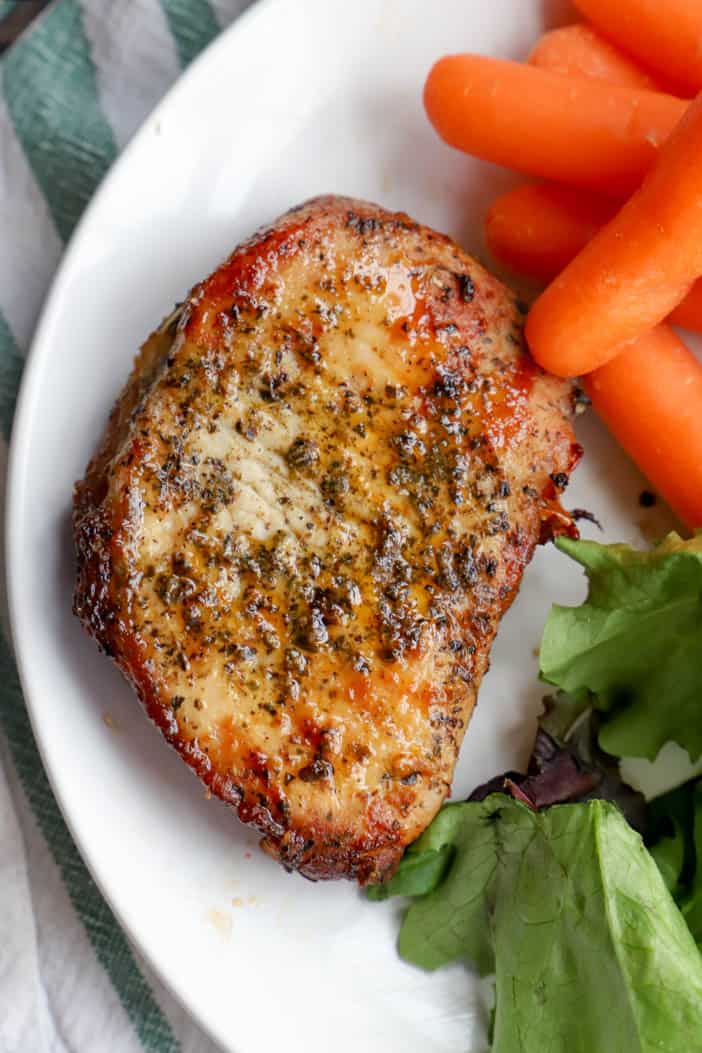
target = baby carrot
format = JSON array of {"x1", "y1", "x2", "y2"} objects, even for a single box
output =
[
  {"x1": 528, "y1": 23, "x2": 659, "y2": 89},
  {"x1": 668, "y1": 289, "x2": 702, "y2": 332},
  {"x1": 485, "y1": 183, "x2": 702, "y2": 332},
  {"x1": 485, "y1": 183, "x2": 616, "y2": 283},
  {"x1": 574, "y1": 0, "x2": 702, "y2": 96},
  {"x1": 518, "y1": 19, "x2": 701, "y2": 328},
  {"x1": 585, "y1": 326, "x2": 702, "y2": 527},
  {"x1": 526, "y1": 91, "x2": 702, "y2": 377},
  {"x1": 423, "y1": 55, "x2": 684, "y2": 196}
]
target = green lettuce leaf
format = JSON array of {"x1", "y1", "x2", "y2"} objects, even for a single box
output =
[
  {"x1": 648, "y1": 785, "x2": 696, "y2": 895},
  {"x1": 539, "y1": 533, "x2": 702, "y2": 761},
  {"x1": 650, "y1": 820, "x2": 686, "y2": 893},
  {"x1": 648, "y1": 782, "x2": 702, "y2": 949},
  {"x1": 381, "y1": 796, "x2": 702, "y2": 1052},
  {"x1": 366, "y1": 842, "x2": 454, "y2": 902},
  {"x1": 668, "y1": 784, "x2": 702, "y2": 947}
]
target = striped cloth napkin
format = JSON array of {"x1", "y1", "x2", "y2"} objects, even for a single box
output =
[{"x1": 0, "y1": 3, "x2": 252, "y2": 1051}]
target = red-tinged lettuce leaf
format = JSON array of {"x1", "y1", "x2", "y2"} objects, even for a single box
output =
[{"x1": 469, "y1": 692, "x2": 647, "y2": 832}]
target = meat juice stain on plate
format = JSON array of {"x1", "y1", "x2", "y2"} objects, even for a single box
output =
[{"x1": 206, "y1": 908, "x2": 233, "y2": 940}]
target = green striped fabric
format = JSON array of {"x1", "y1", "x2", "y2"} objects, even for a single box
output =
[
  {"x1": 0, "y1": 2, "x2": 250, "y2": 1049},
  {"x1": 161, "y1": 0, "x2": 221, "y2": 68},
  {"x1": 3, "y1": 0, "x2": 118, "y2": 241},
  {"x1": 0, "y1": 311, "x2": 24, "y2": 440}
]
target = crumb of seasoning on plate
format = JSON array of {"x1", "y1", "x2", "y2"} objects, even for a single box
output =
[
  {"x1": 244, "y1": 851, "x2": 252, "y2": 860},
  {"x1": 207, "y1": 909, "x2": 233, "y2": 939},
  {"x1": 232, "y1": 897, "x2": 244, "y2": 907},
  {"x1": 102, "y1": 713, "x2": 117, "y2": 730},
  {"x1": 639, "y1": 489, "x2": 657, "y2": 508}
]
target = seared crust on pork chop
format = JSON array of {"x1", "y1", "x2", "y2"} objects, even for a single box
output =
[{"x1": 73, "y1": 196, "x2": 578, "y2": 883}]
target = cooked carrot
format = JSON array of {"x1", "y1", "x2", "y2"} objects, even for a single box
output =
[
  {"x1": 525, "y1": 91, "x2": 702, "y2": 377},
  {"x1": 669, "y1": 288, "x2": 702, "y2": 332},
  {"x1": 508, "y1": 32, "x2": 698, "y2": 328},
  {"x1": 585, "y1": 326, "x2": 702, "y2": 526},
  {"x1": 485, "y1": 182, "x2": 702, "y2": 332},
  {"x1": 528, "y1": 23, "x2": 659, "y2": 89},
  {"x1": 574, "y1": 0, "x2": 702, "y2": 96},
  {"x1": 423, "y1": 55, "x2": 684, "y2": 196},
  {"x1": 485, "y1": 183, "x2": 617, "y2": 283}
]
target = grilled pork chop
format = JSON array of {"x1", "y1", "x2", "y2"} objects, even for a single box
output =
[{"x1": 74, "y1": 196, "x2": 579, "y2": 884}]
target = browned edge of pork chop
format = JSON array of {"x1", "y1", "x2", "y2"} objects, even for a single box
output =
[{"x1": 73, "y1": 195, "x2": 579, "y2": 884}]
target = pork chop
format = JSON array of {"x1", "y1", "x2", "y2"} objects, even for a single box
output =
[{"x1": 73, "y1": 196, "x2": 579, "y2": 884}]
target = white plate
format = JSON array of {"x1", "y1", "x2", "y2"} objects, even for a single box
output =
[{"x1": 5, "y1": 1, "x2": 686, "y2": 1050}]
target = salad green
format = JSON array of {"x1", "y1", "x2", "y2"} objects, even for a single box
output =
[
  {"x1": 681, "y1": 789, "x2": 702, "y2": 947},
  {"x1": 649, "y1": 781, "x2": 702, "y2": 948},
  {"x1": 540, "y1": 533, "x2": 702, "y2": 761}
]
